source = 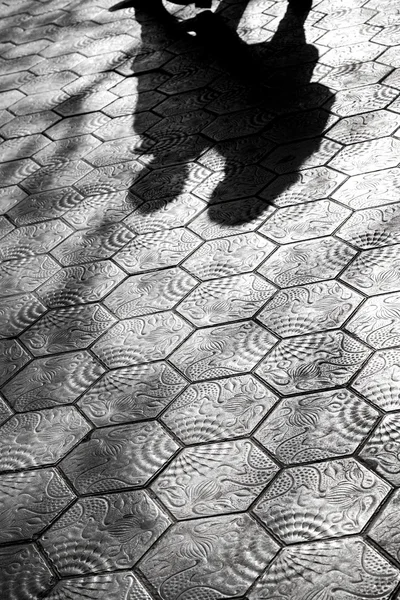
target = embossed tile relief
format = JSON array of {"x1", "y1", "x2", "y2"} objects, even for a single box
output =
[{"x1": 2, "y1": 0, "x2": 400, "y2": 598}]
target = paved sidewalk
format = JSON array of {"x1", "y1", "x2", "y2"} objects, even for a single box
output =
[{"x1": 1, "y1": 0, "x2": 400, "y2": 598}]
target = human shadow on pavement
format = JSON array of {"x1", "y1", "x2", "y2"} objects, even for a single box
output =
[{"x1": 125, "y1": 0, "x2": 335, "y2": 227}]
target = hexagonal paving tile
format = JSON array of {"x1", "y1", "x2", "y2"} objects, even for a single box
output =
[
  {"x1": 2, "y1": 351, "x2": 104, "y2": 412},
  {"x1": 124, "y1": 193, "x2": 206, "y2": 235},
  {"x1": 261, "y1": 166, "x2": 346, "y2": 206},
  {"x1": 78, "y1": 362, "x2": 186, "y2": 427},
  {"x1": 258, "y1": 280, "x2": 363, "y2": 336},
  {"x1": 92, "y1": 311, "x2": 193, "y2": 369},
  {"x1": 0, "y1": 110, "x2": 61, "y2": 138},
  {"x1": 329, "y1": 137, "x2": 400, "y2": 175},
  {"x1": 74, "y1": 160, "x2": 146, "y2": 196},
  {"x1": 346, "y1": 292, "x2": 400, "y2": 348},
  {"x1": 51, "y1": 223, "x2": 135, "y2": 266},
  {"x1": 94, "y1": 113, "x2": 160, "y2": 141},
  {"x1": 183, "y1": 232, "x2": 275, "y2": 281},
  {"x1": 320, "y1": 41, "x2": 384, "y2": 67},
  {"x1": 132, "y1": 162, "x2": 209, "y2": 202},
  {"x1": 0, "y1": 134, "x2": 51, "y2": 162},
  {"x1": 21, "y1": 159, "x2": 93, "y2": 194},
  {"x1": 170, "y1": 320, "x2": 277, "y2": 381},
  {"x1": 327, "y1": 110, "x2": 400, "y2": 144},
  {"x1": 46, "y1": 111, "x2": 111, "y2": 140},
  {"x1": 36, "y1": 260, "x2": 126, "y2": 307},
  {"x1": 63, "y1": 191, "x2": 139, "y2": 228},
  {"x1": 259, "y1": 200, "x2": 351, "y2": 243},
  {"x1": 104, "y1": 267, "x2": 197, "y2": 318},
  {"x1": 249, "y1": 537, "x2": 400, "y2": 600},
  {"x1": 33, "y1": 134, "x2": 102, "y2": 166},
  {"x1": 352, "y1": 349, "x2": 400, "y2": 411},
  {"x1": 7, "y1": 187, "x2": 84, "y2": 225},
  {"x1": 341, "y1": 244, "x2": 400, "y2": 295},
  {"x1": 254, "y1": 458, "x2": 390, "y2": 543},
  {"x1": 264, "y1": 138, "x2": 341, "y2": 175},
  {"x1": 177, "y1": 273, "x2": 276, "y2": 326},
  {"x1": 332, "y1": 167, "x2": 400, "y2": 209},
  {"x1": 45, "y1": 572, "x2": 153, "y2": 600},
  {"x1": 0, "y1": 255, "x2": 61, "y2": 298},
  {"x1": 0, "y1": 339, "x2": 30, "y2": 386},
  {"x1": 0, "y1": 407, "x2": 91, "y2": 472},
  {"x1": 256, "y1": 331, "x2": 371, "y2": 394},
  {"x1": 0, "y1": 158, "x2": 40, "y2": 187},
  {"x1": 153, "y1": 438, "x2": 278, "y2": 519},
  {"x1": 369, "y1": 490, "x2": 400, "y2": 564},
  {"x1": 0, "y1": 544, "x2": 54, "y2": 600},
  {"x1": 255, "y1": 389, "x2": 378, "y2": 464},
  {"x1": 161, "y1": 374, "x2": 278, "y2": 444},
  {"x1": 0, "y1": 468, "x2": 75, "y2": 542},
  {"x1": 138, "y1": 514, "x2": 279, "y2": 600},
  {"x1": 60, "y1": 420, "x2": 178, "y2": 493},
  {"x1": 84, "y1": 135, "x2": 149, "y2": 167},
  {"x1": 194, "y1": 165, "x2": 274, "y2": 203},
  {"x1": 10, "y1": 89, "x2": 70, "y2": 116},
  {"x1": 360, "y1": 414, "x2": 400, "y2": 485},
  {"x1": 0, "y1": 219, "x2": 72, "y2": 262},
  {"x1": 337, "y1": 203, "x2": 400, "y2": 249},
  {"x1": 0, "y1": 293, "x2": 47, "y2": 338},
  {"x1": 114, "y1": 227, "x2": 201, "y2": 274},
  {"x1": 258, "y1": 237, "x2": 356, "y2": 287},
  {"x1": 329, "y1": 85, "x2": 398, "y2": 118},
  {"x1": 321, "y1": 61, "x2": 392, "y2": 91},
  {"x1": 41, "y1": 490, "x2": 171, "y2": 576},
  {"x1": 20, "y1": 304, "x2": 117, "y2": 356}
]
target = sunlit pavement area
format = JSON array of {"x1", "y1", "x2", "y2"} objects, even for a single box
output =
[{"x1": 2, "y1": 0, "x2": 400, "y2": 598}]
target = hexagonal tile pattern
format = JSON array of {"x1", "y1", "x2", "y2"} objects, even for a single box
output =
[
  {"x1": 0, "y1": 407, "x2": 91, "y2": 472},
  {"x1": 0, "y1": 255, "x2": 60, "y2": 298},
  {"x1": 20, "y1": 304, "x2": 117, "y2": 356},
  {"x1": 352, "y1": 349, "x2": 400, "y2": 411},
  {"x1": 255, "y1": 389, "x2": 378, "y2": 464},
  {"x1": 0, "y1": 293, "x2": 47, "y2": 338},
  {"x1": 170, "y1": 320, "x2": 277, "y2": 381},
  {"x1": 162, "y1": 375, "x2": 278, "y2": 444},
  {"x1": 92, "y1": 311, "x2": 193, "y2": 369},
  {"x1": 114, "y1": 227, "x2": 201, "y2": 274},
  {"x1": 332, "y1": 167, "x2": 400, "y2": 210},
  {"x1": 177, "y1": 273, "x2": 276, "y2": 326},
  {"x1": 258, "y1": 280, "x2": 363, "y2": 336},
  {"x1": 249, "y1": 538, "x2": 400, "y2": 600},
  {"x1": 254, "y1": 458, "x2": 390, "y2": 542},
  {"x1": 45, "y1": 572, "x2": 153, "y2": 600},
  {"x1": 0, "y1": 544, "x2": 54, "y2": 600},
  {"x1": 369, "y1": 490, "x2": 400, "y2": 564},
  {"x1": 256, "y1": 331, "x2": 371, "y2": 394},
  {"x1": 2, "y1": 351, "x2": 104, "y2": 412},
  {"x1": 41, "y1": 490, "x2": 170, "y2": 576},
  {"x1": 7, "y1": 187, "x2": 84, "y2": 225},
  {"x1": 78, "y1": 362, "x2": 186, "y2": 427},
  {"x1": 183, "y1": 232, "x2": 275, "y2": 281},
  {"x1": 139, "y1": 514, "x2": 279, "y2": 600},
  {"x1": 0, "y1": 468, "x2": 75, "y2": 542},
  {"x1": 0, "y1": 219, "x2": 72, "y2": 262},
  {"x1": 104, "y1": 267, "x2": 197, "y2": 318},
  {"x1": 329, "y1": 137, "x2": 400, "y2": 175},
  {"x1": 329, "y1": 85, "x2": 398, "y2": 117},
  {"x1": 346, "y1": 292, "x2": 400, "y2": 348},
  {"x1": 327, "y1": 110, "x2": 400, "y2": 144},
  {"x1": 341, "y1": 244, "x2": 400, "y2": 295},
  {"x1": 0, "y1": 339, "x2": 30, "y2": 386},
  {"x1": 60, "y1": 421, "x2": 178, "y2": 493},
  {"x1": 337, "y1": 203, "x2": 400, "y2": 249},
  {"x1": 258, "y1": 237, "x2": 357, "y2": 287}
]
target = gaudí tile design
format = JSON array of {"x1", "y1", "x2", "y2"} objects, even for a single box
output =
[
  {"x1": 249, "y1": 538, "x2": 400, "y2": 600},
  {"x1": 20, "y1": 304, "x2": 117, "y2": 356},
  {"x1": 352, "y1": 349, "x2": 400, "y2": 411},
  {"x1": 41, "y1": 491, "x2": 171, "y2": 576},
  {"x1": 183, "y1": 232, "x2": 275, "y2": 281},
  {"x1": 360, "y1": 414, "x2": 400, "y2": 485},
  {"x1": 162, "y1": 375, "x2": 278, "y2": 444},
  {"x1": 177, "y1": 273, "x2": 276, "y2": 326},
  {"x1": 255, "y1": 389, "x2": 378, "y2": 464},
  {"x1": 45, "y1": 572, "x2": 153, "y2": 600},
  {"x1": 36, "y1": 260, "x2": 126, "y2": 307},
  {"x1": 92, "y1": 311, "x2": 193, "y2": 368},
  {"x1": 60, "y1": 421, "x2": 178, "y2": 493},
  {"x1": 152, "y1": 439, "x2": 278, "y2": 518},
  {"x1": 257, "y1": 331, "x2": 371, "y2": 394},
  {"x1": 2, "y1": 0, "x2": 400, "y2": 595},
  {"x1": 0, "y1": 468, "x2": 75, "y2": 542},
  {"x1": 2, "y1": 351, "x2": 104, "y2": 412},
  {"x1": 0, "y1": 544, "x2": 54, "y2": 600},
  {"x1": 170, "y1": 321, "x2": 277, "y2": 381},
  {"x1": 114, "y1": 228, "x2": 202, "y2": 274},
  {"x1": 0, "y1": 407, "x2": 90, "y2": 472},
  {"x1": 78, "y1": 362, "x2": 186, "y2": 426},
  {"x1": 255, "y1": 458, "x2": 390, "y2": 543},
  {"x1": 139, "y1": 514, "x2": 279, "y2": 600},
  {"x1": 258, "y1": 238, "x2": 357, "y2": 287},
  {"x1": 341, "y1": 244, "x2": 400, "y2": 295},
  {"x1": 346, "y1": 292, "x2": 400, "y2": 349},
  {"x1": 258, "y1": 280, "x2": 362, "y2": 336},
  {"x1": 104, "y1": 267, "x2": 197, "y2": 318}
]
